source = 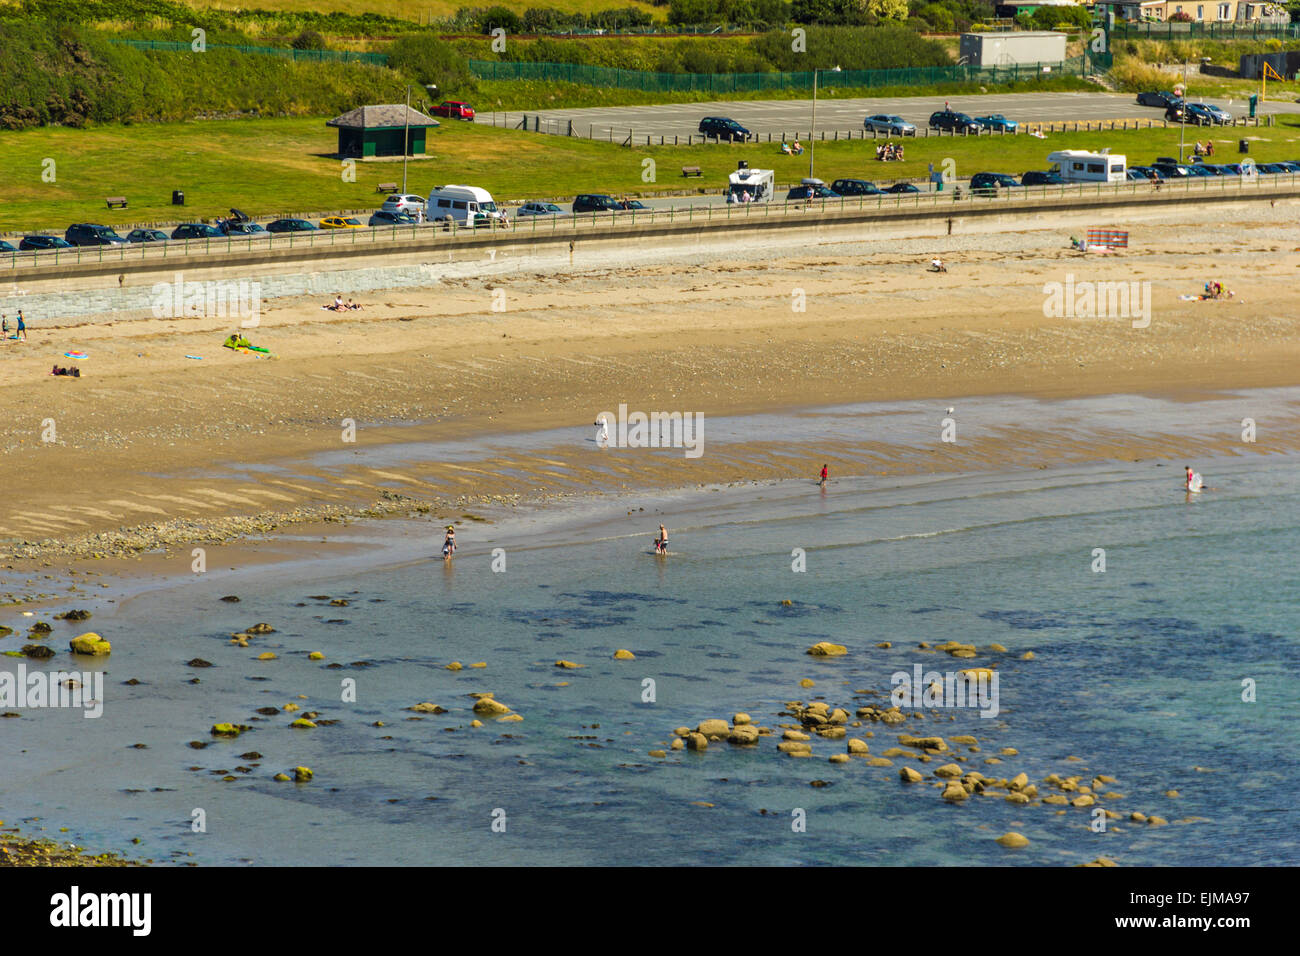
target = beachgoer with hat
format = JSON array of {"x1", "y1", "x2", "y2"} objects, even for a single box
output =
[{"x1": 442, "y1": 525, "x2": 457, "y2": 559}]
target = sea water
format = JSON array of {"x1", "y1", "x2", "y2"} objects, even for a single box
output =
[{"x1": 1, "y1": 394, "x2": 1298, "y2": 866}]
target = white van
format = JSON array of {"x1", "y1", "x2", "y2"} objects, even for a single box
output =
[
  {"x1": 1047, "y1": 150, "x2": 1127, "y2": 184},
  {"x1": 426, "y1": 184, "x2": 505, "y2": 227},
  {"x1": 726, "y1": 164, "x2": 775, "y2": 203}
]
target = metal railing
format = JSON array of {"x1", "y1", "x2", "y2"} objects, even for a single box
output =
[{"x1": 5, "y1": 173, "x2": 1297, "y2": 274}]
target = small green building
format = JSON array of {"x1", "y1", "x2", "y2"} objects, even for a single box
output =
[{"x1": 327, "y1": 104, "x2": 441, "y2": 159}]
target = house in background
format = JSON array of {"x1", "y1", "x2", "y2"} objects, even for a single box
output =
[
  {"x1": 1118, "y1": 0, "x2": 1290, "y2": 20},
  {"x1": 326, "y1": 105, "x2": 441, "y2": 159}
]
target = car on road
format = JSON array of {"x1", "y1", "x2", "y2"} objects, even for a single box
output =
[
  {"x1": 1183, "y1": 103, "x2": 1230, "y2": 125},
  {"x1": 517, "y1": 201, "x2": 567, "y2": 217},
  {"x1": 785, "y1": 179, "x2": 839, "y2": 201},
  {"x1": 320, "y1": 216, "x2": 364, "y2": 229},
  {"x1": 618, "y1": 198, "x2": 649, "y2": 210},
  {"x1": 380, "y1": 194, "x2": 427, "y2": 216},
  {"x1": 1164, "y1": 103, "x2": 1189, "y2": 122},
  {"x1": 573, "y1": 193, "x2": 623, "y2": 213},
  {"x1": 431, "y1": 101, "x2": 475, "y2": 120},
  {"x1": 881, "y1": 182, "x2": 920, "y2": 193},
  {"x1": 830, "y1": 178, "x2": 881, "y2": 196},
  {"x1": 969, "y1": 172, "x2": 1022, "y2": 195},
  {"x1": 368, "y1": 209, "x2": 417, "y2": 226},
  {"x1": 265, "y1": 218, "x2": 318, "y2": 233},
  {"x1": 126, "y1": 228, "x2": 169, "y2": 243},
  {"x1": 171, "y1": 223, "x2": 224, "y2": 240},
  {"x1": 1021, "y1": 170, "x2": 1065, "y2": 186},
  {"x1": 19, "y1": 235, "x2": 73, "y2": 251},
  {"x1": 863, "y1": 114, "x2": 915, "y2": 136},
  {"x1": 698, "y1": 116, "x2": 752, "y2": 142},
  {"x1": 66, "y1": 223, "x2": 127, "y2": 246},
  {"x1": 1137, "y1": 91, "x2": 1183, "y2": 108},
  {"x1": 974, "y1": 114, "x2": 1019, "y2": 133},
  {"x1": 929, "y1": 110, "x2": 981, "y2": 134},
  {"x1": 0, "y1": 240, "x2": 17, "y2": 252},
  {"x1": 222, "y1": 219, "x2": 267, "y2": 236}
]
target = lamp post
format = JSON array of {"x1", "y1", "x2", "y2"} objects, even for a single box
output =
[
  {"x1": 401, "y1": 83, "x2": 412, "y2": 194},
  {"x1": 809, "y1": 65, "x2": 841, "y2": 180},
  {"x1": 1176, "y1": 63, "x2": 1188, "y2": 163}
]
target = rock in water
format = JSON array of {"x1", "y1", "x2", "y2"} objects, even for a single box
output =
[
  {"x1": 613, "y1": 649, "x2": 635, "y2": 660},
  {"x1": 996, "y1": 832, "x2": 1030, "y2": 848},
  {"x1": 293, "y1": 766, "x2": 313, "y2": 782},
  {"x1": 472, "y1": 696, "x2": 511, "y2": 716},
  {"x1": 69, "y1": 633, "x2": 111, "y2": 656},
  {"x1": 697, "y1": 719, "x2": 730, "y2": 739},
  {"x1": 806, "y1": 642, "x2": 847, "y2": 657},
  {"x1": 899, "y1": 767, "x2": 924, "y2": 783},
  {"x1": 21, "y1": 644, "x2": 55, "y2": 659}
]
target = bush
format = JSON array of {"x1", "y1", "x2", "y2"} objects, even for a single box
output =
[
  {"x1": 291, "y1": 30, "x2": 326, "y2": 51},
  {"x1": 478, "y1": 6, "x2": 524, "y2": 33},
  {"x1": 387, "y1": 32, "x2": 477, "y2": 95},
  {"x1": 1169, "y1": 11, "x2": 1194, "y2": 20}
]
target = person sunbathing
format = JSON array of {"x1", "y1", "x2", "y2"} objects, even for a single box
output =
[{"x1": 51, "y1": 365, "x2": 80, "y2": 377}]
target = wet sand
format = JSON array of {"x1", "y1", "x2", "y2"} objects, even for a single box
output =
[{"x1": 1, "y1": 209, "x2": 1298, "y2": 568}]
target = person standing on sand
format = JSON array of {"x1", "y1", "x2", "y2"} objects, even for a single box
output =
[
  {"x1": 442, "y1": 525, "x2": 457, "y2": 559},
  {"x1": 16, "y1": 310, "x2": 26, "y2": 341},
  {"x1": 1, "y1": 314, "x2": 8, "y2": 341},
  {"x1": 819, "y1": 464, "x2": 828, "y2": 488}
]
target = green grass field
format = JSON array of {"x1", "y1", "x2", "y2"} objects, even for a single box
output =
[{"x1": 4, "y1": 114, "x2": 1300, "y2": 234}]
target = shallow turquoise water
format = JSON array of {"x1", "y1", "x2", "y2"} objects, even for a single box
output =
[{"x1": 1, "y1": 395, "x2": 1298, "y2": 866}]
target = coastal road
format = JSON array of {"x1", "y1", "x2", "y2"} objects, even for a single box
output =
[{"x1": 480, "y1": 90, "x2": 1300, "y2": 139}]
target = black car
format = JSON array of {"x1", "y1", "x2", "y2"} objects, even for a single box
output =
[
  {"x1": 19, "y1": 235, "x2": 73, "y2": 251},
  {"x1": 969, "y1": 172, "x2": 1022, "y2": 195},
  {"x1": 171, "y1": 223, "x2": 224, "y2": 240},
  {"x1": 698, "y1": 116, "x2": 752, "y2": 142},
  {"x1": 65, "y1": 223, "x2": 126, "y2": 246},
  {"x1": 125, "y1": 228, "x2": 169, "y2": 243},
  {"x1": 929, "y1": 110, "x2": 981, "y2": 134},
  {"x1": 1137, "y1": 91, "x2": 1183, "y2": 109},
  {"x1": 830, "y1": 178, "x2": 882, "y2": 196},
  {"x1": 265, "y1": 218, "x2": 318, "y2": 233},
  {"x1": 222, "y1": 220, "x2": 266, "y2": 236},
  {"x1": 368, "y1": 209, "x2": 417, "y2": 226},
  {"x1": 1164, "y1": 103, "x2": 1188, "y2": 122},
  {"x1": 881, "y1": 182, "x2": 920, "y2": 194},
  {"x1": 786, "y1": 183, "x2": 839, "y2": 200},
  {"x1": 1151, "y1": 162, "x2": 1191, "y2": 178},
  {"x1": 572, "y1": 194, "x2": 622, "y2": 213},
  {"x1": 1021, "y1": 170, "x2": 1065, "y2": 186}
]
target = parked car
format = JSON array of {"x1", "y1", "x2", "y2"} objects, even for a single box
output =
[
  {"x1": 171, "y1": 223, "x2": 223, "y2": 240},
  {"x1": 320, "y1": 216, "x2": 364, "y2": 229},
  {"x1": 1151, "y1": 162, "x2": 1191, "y2": 178},
  {"x1": 66, "y1": 223, "x2": 127, "y2": 246},
  {"x1": 618, "y1": 199, "x2": 649, "y2": 210},
  {"x1": 126, "y1": 228, "x2": 169, "y2": 243},
  {"x1": 265, "y1": 218, "x2": 318, "y2": 233},
  {"x1": 1183, "y1": 162, "x2": 1215, "y2": 177},
  {"x1": 1128, "y1": 165, "x2": 1164, "y2": 181},
  {"x1": 969, "y1": 172, "x2": 1022, "y2": 195},
  {"x1": 1189, "y1": 160, "x2": 1225, "y2": 175},
  {"x1": 431, "y1": 101, "x2": 475, "y2": 120},
  {"x1": 1137, "y1": 91, "x2": 1183, "y2": 108},
  {"x1": 1273, "y1": 160, "x2": 1300, "y2": 173},
  {"x1": 881, "y1": 182, "x2": 920, "y2": 193},
  {"x1": 929, "y1": 110, "x2": 981, "y2": 134},
  {"x1": 380, "y1": 194, "x2": 426, "y2": 216},
  {"x1": 1126, "y1": 167, "x2": 1152, "y2": 181},
  {"x1": 1021, "y1": 170, "x2": 1065, "y2": 186},
  {"x1": 517, "y1": 201, "x2": 567, "y2": 217},
  {"x1": 863, "y1": 114, "x2": 915, "y2": 136},
  {"x1": 974, "y1": 114, "x2": 1019, "y2": 132},
  {"x1": 698, "y1": 116, "x2": 752, "y2": 142},
  {"x1": 1255, "y1": 162, "x2": 1287, "y2": 174},
  {"x1": 368, "y1": 209, "x2": 417, "y2": 226},
  {"x1": 786, "y1": 179, "x2": 838, "y2": 200},
  {"x1": 19, "y1": 235, "x2": 72, "y2": 250},
  {"x1": 572, "y1": 193, "x2": 622, "y2": 213},
  {"x1": 1183, "y1": 103, "x2": 1229, "y2": 126},
  {"x1": 0, "y1": 240, "x2": 17, "y2": 252},
  {"x1": 222, "y1": 220, "x2": 267, "y2": 236},
  {"x1": 1216, "y1": 163, "x2": 1248, "y2": 176},
  {"x1": 1164, "y1": 103, "x2": 1189, "y2": 122},
  {"x1": 830, "y1": 178, "x2": 882, "y2": 196}
]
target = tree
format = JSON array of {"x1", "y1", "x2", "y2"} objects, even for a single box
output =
[{"x1": 865, "y1": 0, "x2": 909, "y2": 19}]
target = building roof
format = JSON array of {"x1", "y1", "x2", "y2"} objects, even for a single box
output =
[{"x1": 326, "y1": 105, "x2": 441, "y2": 130}]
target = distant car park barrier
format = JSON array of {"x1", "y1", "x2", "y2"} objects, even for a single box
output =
[{"x1": 6, "y1": 173, "x2": 1298, "y2": 276}]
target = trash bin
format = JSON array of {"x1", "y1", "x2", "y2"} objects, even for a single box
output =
[
  {"x1": 1238, "y1": 139, "x2": 1249, "y2": 154},
  {"x1": 172, "y1": 190, "x2": 185, "y2": 205},
  {"x1": 1248, "y1": 93, "x2": 1258, "y2": 119}
]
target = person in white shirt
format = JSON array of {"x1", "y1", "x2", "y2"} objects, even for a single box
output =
[{"x1": 1185, "y1": 466, "x2": 1204, "y2": 492}]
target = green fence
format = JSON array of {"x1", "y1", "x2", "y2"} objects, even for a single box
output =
[
  {"x1": 469, "y1": 55, "x2": 1106, "y2": 93},
  {"x1": 110, "y1": 38, "x2": 389, "y2": 65}
]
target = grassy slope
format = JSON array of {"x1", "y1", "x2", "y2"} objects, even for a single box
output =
[
  {"x1": 185, "y1": 0, "x2": 662, "y2": 22},
  {"x1": 3, "y1": 114, "x2": 1299, "y2": 233}
]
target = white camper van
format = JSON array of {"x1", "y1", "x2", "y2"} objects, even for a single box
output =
[
  {"x1": 726, "y1": 163, "x2": 775, "y2": 203},
  {"x1": 426, "y1": 184, "x2": 505, "y2": 226},
  {"x1": 1047, "y1": 150, "x2": 1127, "y2": 184}
]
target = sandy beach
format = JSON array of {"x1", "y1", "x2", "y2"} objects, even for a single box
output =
[{"x1": 2, "y1": 205, "x2": 1298, "y2": 568}]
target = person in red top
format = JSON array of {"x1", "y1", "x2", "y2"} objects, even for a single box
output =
[{"x1": 819, "y1": 464, "x2": 828, "y2": 488}]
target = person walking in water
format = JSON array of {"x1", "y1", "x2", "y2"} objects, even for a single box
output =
[
  {"x1": 442, "y1": 525, "x2": 457, "y2": 560},
  {"x1": 654, "y1": 524, "x2": 668, "y2": 554},
  {"x1": 819, "y1": 464, "x2": 828, "y2": 488},
  {"x1": 1185, "y1": 466, "x2": 1204, "y2": 492},
  {"x1": 595, "y1": 415, "x2": 609, "y2": 445}
]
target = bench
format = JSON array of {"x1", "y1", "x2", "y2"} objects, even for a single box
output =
[
  {"x1": 105, "y1": 196, "x2": 128, "y2": 209},
  {"x1": 376, "y1": 182, "x2": 399, "y2": 193},
  {"x1": 681, "y1": 166, "x2": 703, "y2": 178}
]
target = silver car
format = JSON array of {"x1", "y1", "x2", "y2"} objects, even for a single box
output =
[
  {"x1": 864, "y1": 114, "x2": 916, "y2": 136},
  {"x1": 516, "y1": 201, "x2": 567, "y2": 217}
]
